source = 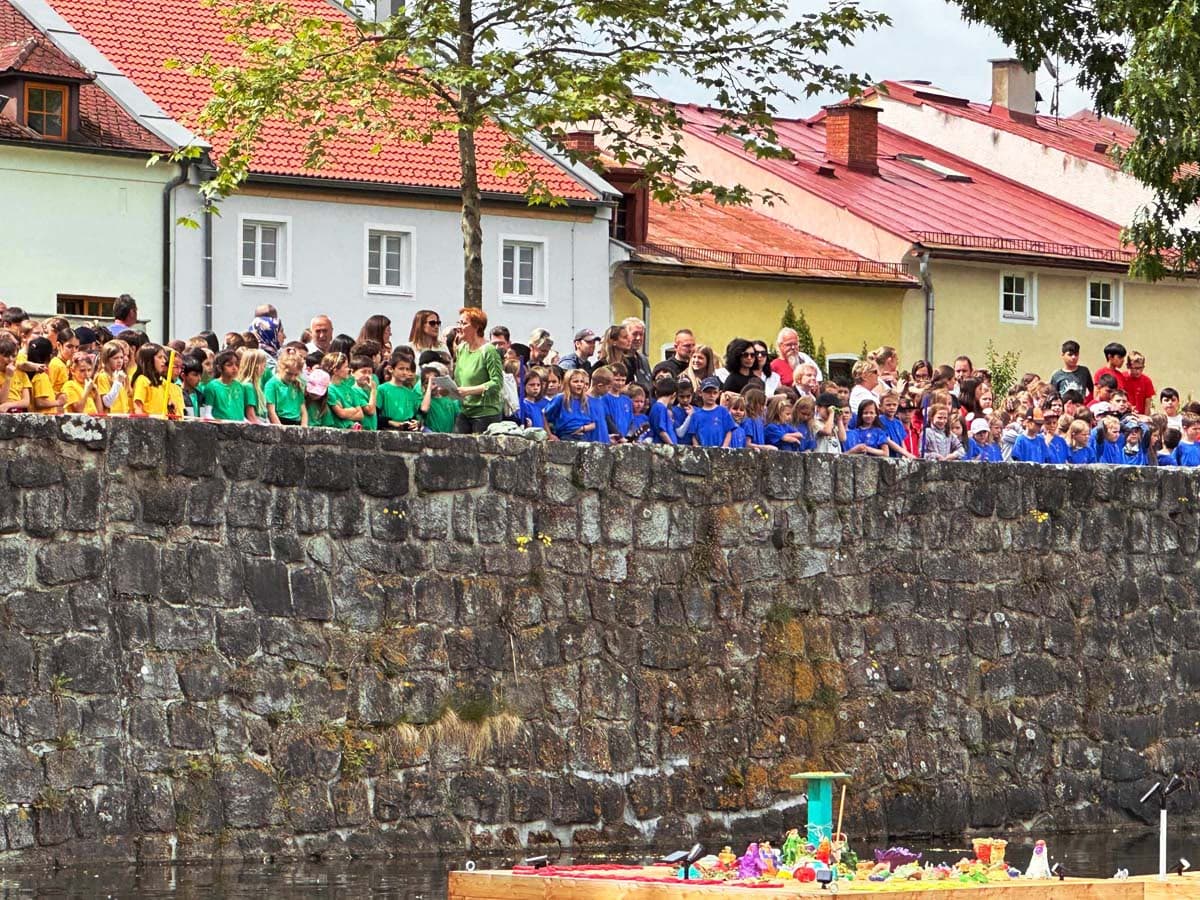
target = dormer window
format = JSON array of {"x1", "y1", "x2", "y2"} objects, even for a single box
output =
[{"x1": 24, "y1": 82, "x2": 67, "y2": 140}]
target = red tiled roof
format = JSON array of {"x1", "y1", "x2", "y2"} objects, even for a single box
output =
[
  {"x1": 871, "y1": 81, "x2": 1132, "y2": 171},
  {"x1": 0, "y1": 1, "x2": 168, "y2": 152},
  {"x1": 0, "y1": 33, "x2": 91, "y2": 80},
  {"x1": 676, "y1": 102, "x2": 1128, "y2": 259},
  {"x1": 638, "y1": 192, "x2": 917, "y2": 284},
  {"x1": 48, "y1": 0, "x2": 597, "y2": 199}
]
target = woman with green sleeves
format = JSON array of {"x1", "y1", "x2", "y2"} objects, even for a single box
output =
[{"x1": 452, "y1": 307, "x2": 504, "y2": 434}]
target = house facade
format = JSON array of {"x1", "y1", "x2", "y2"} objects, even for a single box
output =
[
  {"x1": 9, "y1": 0, "x2": 617, "y2": 343},
  {"x1": 669, "y1": 100, "x2": 1200, "y2": 394},
  {"x1": 0, "y1": 3, "x2": 174, "y2": 322}
]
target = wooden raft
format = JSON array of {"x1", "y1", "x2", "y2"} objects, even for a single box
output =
[{"x1": 449, "y1": 867, "x2": 1200, "y2": 900}]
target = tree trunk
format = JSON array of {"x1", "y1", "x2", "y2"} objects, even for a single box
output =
[{"x1": 458, "y1": 119, "x2": 484, "y2": 309}]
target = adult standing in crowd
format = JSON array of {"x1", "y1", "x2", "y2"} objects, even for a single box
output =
[
  {"x1": 403, "y1": 310, "x2": 449, "y2": 357},
  {"x1": 528, "y1": 328, "x2": 557, "y2": 367},
  {"x1": 559, "y1": 329, "x2": 598, "y2": 373},
  {"x1": 749, "y1": 340, "x2": 780, "y2": 394},
  {"x1": 770, "y1": 327, "x2": 822, "y2": 387},
  {"x1": 489, "y1": 326, "x2": 510, "y2": 352},
  {"x1": 620, "y1": 316, "x2": 653, "y2": 387},
  {"x1": 307, "y1": 315, "x2": 334, "y2": 355},
  {"x1": 109, "y1": 294, "x2": 138, "y2": 336},
  {"x1": 452, "y1": 307, "x2": 504, "y2": 434},
  {"x1": 659, "y1": 329, "x2": 696, "y2": 378},
  {"x1": 358, "y1": 315, "x2": 393, "y2": 356},
  {"x1": 722, "y1": 339, "x2": 757, "y2": 394}
]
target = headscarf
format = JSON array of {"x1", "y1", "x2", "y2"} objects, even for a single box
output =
[{"x1": 250, "y1": 316, "x2": 282, "y2": 358}]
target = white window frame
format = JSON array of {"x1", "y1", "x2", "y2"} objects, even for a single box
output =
[
  {"x1": 238, "y1": 214, "x2": 292, "y2": 288},
  {"x1": 998, "y1": 270, "x2": 1037, "y2": 325},
  {"x1": 363, "y1": 224, "x2": 416, "y2": 297},
  {"x1": 1086, "y1": 276, "x2": 1123, "y2": 329},
  {"x1": 498, "y1": 234, "x2": 548, "y2": 306}
]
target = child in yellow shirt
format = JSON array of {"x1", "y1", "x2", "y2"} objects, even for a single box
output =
[
  {"x1": 131, "y1": 343, "x2": 169, "y2": 416},
  {"x1": 63, "y1": 354, "x2": 101, "y2": 415},
  {"x1": 46, "y1": 327, "x2": 78, "y2": 394},
  {"x1": 26, "y1": 338, "x2": 63, "y2": 415},
  {"x1": 95, "y1": 341, "x2": 131, "y2": 414}
]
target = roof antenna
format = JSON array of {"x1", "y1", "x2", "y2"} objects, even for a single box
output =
[{"x1": 1042, "y1": 56, "x2": 1061, "y2": 119}]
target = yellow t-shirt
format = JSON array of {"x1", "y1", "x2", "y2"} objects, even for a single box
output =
[
  {"x1": 95, "y1": 371, "x2": 130, "y2": 414},
  {"x1": 48, "y1": 356, "x2": 69, "y2": 394},
  {"x1": 63, "y1": 379, "x2": 98, "y2": 415},
  {"x1": 6, "y1": 369, "x2": 30, "y2": 406},
  {"x1": 132, "y1": 374, "x2": 169, "y2": 417},
  {"x1": 168, "y1": 382, "x2": 184, "y2": 418},
  {"x1": 30, "y1": 372, "x2": 58, "y2": 415}
]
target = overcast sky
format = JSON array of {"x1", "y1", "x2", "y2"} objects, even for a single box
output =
[{"x1": 653, "y1": 0, "x2": 1094, "y2": 119}]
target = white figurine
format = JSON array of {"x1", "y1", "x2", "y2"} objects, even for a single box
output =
[
  {"x1": 1113, "y1": 868, "x2": 1129, "y2": 880},
  {"x1": 1025, "y1": 840, "x2": 1051, "y2": 879}
]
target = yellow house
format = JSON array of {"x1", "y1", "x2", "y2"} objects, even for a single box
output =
[
  {"x1": 605, "y1": 171, "x2": 917, "y2": 380},
  {"x1": 667, "y1": 101, "x2": 1200, "y2": 396}
]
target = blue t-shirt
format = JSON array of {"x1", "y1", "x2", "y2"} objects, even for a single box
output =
[
  {"x1": 729, "y1": 421, "x2": 748, "y2": 449},
  {"x1": 586, "y1": 394, "x2": 611, "y2": 444},
  {"x1": 765, "y1": 422, "x2": 802, "y2": 451},
  {"x1": 671, "y1": 404, "x2": 688, "y2": 429},
  {"x1": 686, "y1": 405, "x2": 736, "y2": 447},
  {"x1": 1045, "y1": 434, "x2": 1069, "y2": 464},
  {"x1": 1159, "y1": 450, "x2": 1177, "y2": 466},
  {"x1": 649, "y1": 400, "x2": 677, "y2": 444},
  {"x1": 545, "y1": 395, "x2": 593, "y2": 440},
  {"x1": 521, "y1": 396, "x2": 547, "y2": 428},
  {"x1": 844, "y1": 426, "x2": 888, "y2": 452},
  {"x1": 880, "y1": 414, "x2": 908, "y2": 455},
  {"x1": 1175, "y1": 442, "x2": 1200, "y2": 467},
  {"x1": 741, "y1": 416, "x2": 765, "y2": 447},
  {"x1": 1067, "y1": 445, "x2": 1097, "y2": 465},
  {"x1": 1091, "y1": 425, "x2": 1125, "y2": 465},
  {"x1": 976, "y1": 443, "x2": 1002, "y2": 462},
  {"x1": 1011, "y1": 433, "x2": 1047, "y2": 464},
  {"x1": 606, "y1": 393, "x2": 634, "y2": 440}
]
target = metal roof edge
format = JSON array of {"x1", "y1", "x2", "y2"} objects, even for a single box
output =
[{"x1": 7, "y1": 0, "x2": 206, "y2": 151}]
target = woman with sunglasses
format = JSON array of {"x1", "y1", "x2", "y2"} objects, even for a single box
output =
[
  {"x1": 401, "y1": 309, "x2": 449, "y2": 356},
  {"x1": 721, "y1": 339, "x2": 757, "y2": 394},
  {"x1": 749, "y1": 340, "x2": 781, "y2": 394}
]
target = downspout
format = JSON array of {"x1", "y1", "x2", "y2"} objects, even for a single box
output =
[
  {"x1": 622, "y1": 264, "x2": 650, "y2": 341},
  {"x1": 919, "y1": 250, "x2": 934, "y2": 363},
  {"x1": 161, "y1": 160, "x2": 190, "y2": 342},
  {"x1": 203, "y1": 200, "x2": 214, "y2": 331}
]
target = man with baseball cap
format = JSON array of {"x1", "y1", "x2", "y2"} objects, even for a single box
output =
[{"x1": 558, "y1": 328, "x2": 598, "y2": 374}]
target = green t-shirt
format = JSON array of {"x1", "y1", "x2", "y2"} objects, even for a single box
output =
[
  {"x1": 325, "y1": 377, "x2": 358, "y2": 430},
  {"x1": 306, "y1": 399, "x2": 336, "y2": 428},
  {"x1": 453, "y1": 343, "x2": 503, "y2": 418},
  {"x1": 201, "y1": 378, "x2": 247, "y2": 421},
  {"x1": 264, "y1": 375, "x2": 305, "y2": 421},
  {"x1": 377, "y1": 381, "x2": 422, "y2": 426},
  {"x1": 424, "y1": 396, "x2": 460, "y2": 433}
]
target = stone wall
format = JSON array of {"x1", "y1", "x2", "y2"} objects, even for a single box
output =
[{"x1": 0, "y1": 415, "x2": 1195, "y2": 863}]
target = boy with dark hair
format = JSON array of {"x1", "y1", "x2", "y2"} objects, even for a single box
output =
[
  {"x1": 1050, "y1": 340, "x2": 1093, "y2": 399},
  {"x1": 1161, "y1": 387, "x2": 1182, "y2": 430},
  {"x1": 201, "y1": 350, "x2": 253, "y2": 422},
  {"x1": 1094, "y1": 341, "x2": 1128, "y2": 394},
  {"x1": 377, "y1": 356, "x2": 422, "y2": 430},
  {"x1": 650, "y1": 378, "x2": 679, "y2": 444},
  {"x1": 1089, "y1": 373, "x2": 1119, "y2": 412},
  {"x1": 1175, "y1": 416, "x2": 1200, "y2": 467}
]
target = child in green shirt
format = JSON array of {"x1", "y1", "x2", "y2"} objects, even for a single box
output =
[
  {"x1": 265, "y1": 352, "x2": 307, "y2": 426},
  {"x1": 420, "y1": 364, "x2": 460, "y2": 433},
  {"x1": 377, "y1": 357, "x2": 422, "y2": 430},
  {"x1": 201, "y1": 350, "x2": 257, "y2": 422}
]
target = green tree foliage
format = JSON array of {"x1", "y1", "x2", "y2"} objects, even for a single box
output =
[
  {"x1": 951, "y1": 0, "x2": 1200, "y2": 280},
  {"x1": 780, "y1": 300, "x2": 799, "y2": 333},
  {"x1": 815, "y1": 338, "x2": 827, "y2": 374},
  {"x1": 984, "y1": 339, "x2": 1021, "y2": 400},
  {"x1": 796, "y1": 308, "x2": 817, "y2": 358},
  {"x1": 174, "y1": 0, "x2": 888, "y2": 306}
]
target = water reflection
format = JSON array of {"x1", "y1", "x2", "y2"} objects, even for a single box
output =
[{"x1": 0, "y1": 830, "x2": 1192, "y2": 897}]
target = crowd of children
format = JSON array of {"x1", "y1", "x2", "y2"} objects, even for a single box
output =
[{"x1": 0, "y1": 301, "x2": 1193, "y2": 467}]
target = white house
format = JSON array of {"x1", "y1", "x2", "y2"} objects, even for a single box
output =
[{"x1": 11, "y1": 0, "x2": 619, "y2": 344}]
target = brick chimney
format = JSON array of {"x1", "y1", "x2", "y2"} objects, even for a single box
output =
[
  {"x1": 564, "y1": 131, "x2": 597, "y2": 154},
  {"x1": 823, "y1": 102, "x2": 879, "y2": 175},
  {"x1": 990, "y1": 58, "x2": 1037, "y2": 115}
]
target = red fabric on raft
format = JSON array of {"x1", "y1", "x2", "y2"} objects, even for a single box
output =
[{"x1": 509, "y1": 865, "x2": 782, "y2": 888}]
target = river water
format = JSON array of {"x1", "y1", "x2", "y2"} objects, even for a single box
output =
[{"x1": 0, "y1": 830, "x2": 1191, "y2": 897}]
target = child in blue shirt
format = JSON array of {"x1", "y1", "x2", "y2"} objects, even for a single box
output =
[
  {"x1": 764, "y1": 394, "x2": 804, "y2": 451},
  {"x1": 741, "y1": 388, "x2": 768, "y2": 449},
  {"x1": 1011, "y1": 411, "x2": 1048, "y2": 463},
  {"x1": 521, "y1": 369, "x2": 547, "y2": 428},
  {"x1": 969, "y1": 417, "x2": 1003, "y2": 462},
  {"x1": 649, "y1": 379, "x2": 686, "y2": 444},
  {"x1": 1045, "y1": 414, "x2": 1070, "y2": 464},
  {"x1": 878, "y1": 390, "x2": 913, "y2": 457},
  {"x1": 843, "y1": 399, "x2": 890, "y2": 456},
  {"x1": 1160, "y1": 425, "x2": 1182, "y2": 466},
  {"x1": 545, "y1": 369, "x2": 597, "y2": 441},
  {"x1": 1119, "y1": 418, "x2": 1153, "y2": 465},
  {"x1": 672, "y1": 380, "x2": 693, "y2": 432},
  {"x1": 1066, "y1": 419, "x2": 1097, "y2": 464},
  {"x1": 605, "y1": 363, "x2": 635, "y2": 441},
  {"x1": 686, "y1": 377, "x2": 736, "y2": 447},
  {"x1": 586, "y1": 367, "x2": 615, "y2": 444},
  {"x1": 1174, "y1": 416, "x2": 1200, "y2": 466},
  {"x1": 625, "y1": 385, "x2": 652, "y2": 443},
  {"x1": 1090, "y1": 415, "x2": 1126, "y2": 465},
  {"x1": 726, "y1": 393, "x2": 748, "y2": 449}
]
